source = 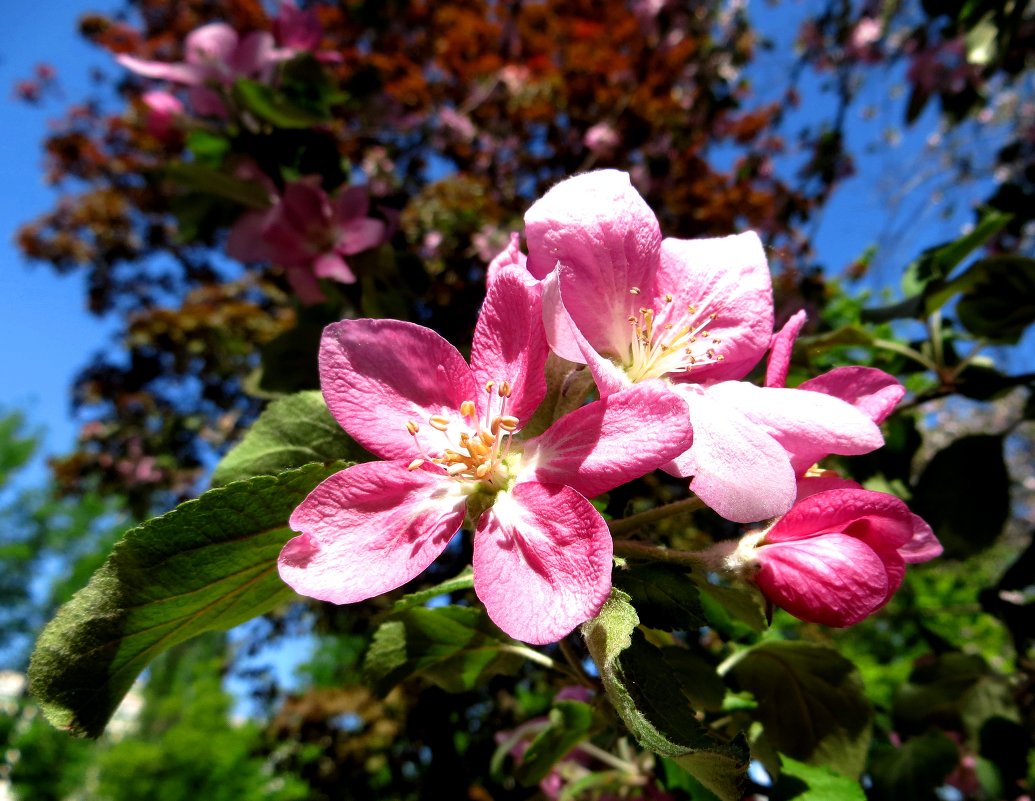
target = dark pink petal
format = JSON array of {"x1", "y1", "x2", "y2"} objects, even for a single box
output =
[
  {"x1": 766, "y1": 309, "x2": 807, "y2": 387},
  {"x1": 654, "y1": 233, "x2": 774, "y2": 384},
  {"x1": 185, "y1": 23, "x2": 239, "y2": 68},
  {"x1": 795, "y1": 474, "x2": 861, "y2": 500},
  {"x1": 899, "y1": 515, "x2": 943, "y2": 564},
  {"x1": 668, "y1": 384, "x2": 797, "y2": 523},
  {"x1": 337, "y1": 218, "x2": 387, "y2": 256},
  {"x1": 706, "y1": 381, "x2": 884, "y2": 474},
  {"x1": 273, "y1": 0, "x2": 324, "y2": 50},
  {"x1": 333, "y1": 185, "x2": 371, "y2": 223},
  {"x1": 755, "y1": 533, "x2": 889, "y2": 626},
  {"x1": 474, "y1": 483, "x2": 612, "y2": 644},
  {"x1": 116, "y1": 54, "x2": 206, "y2": 85},
  {"x1": 227, "y1": 210, "x2": 275, "y2": 263},
  {"x1": 471, "y1": 266, "x2": 549, "y2": 424},
  {"x1": 281, "y1": 461, "x2": 466, "y2": 604},
  {"x1": 486, "y1": 232, "x2": 529, "y2": 284},
  {"x1": 766, "y1": 488, "x2": 914, "y2": 549},
  {"x1": 280, "y1": 178, "x2": 332, "y2": 232},
  {"x1": 540, "y1": 269, "x2": 587, "y2": 364},
  {"x1": 187, "y1": 85, "x2": 228, "y2": 117},
  {"x1": 525, "y1": 170, "x2": 661, "y2": 359},
  {"x1": 320, "y1": 319, "x2": 478, "y2": 460},
  {"x1": 231, "y1": 31, "x2": 278, "y2": 77},
  {"x1": 523, "y1": 382, "x2": 692, "y2": 499},
  {"x1": 800, "y1": 366, "x2": 905, "y2": 424},
  {"x1": 312, "y1": 251, "x2": 356, "y2": 284},
  {"x1": 285, "y1": 266, "x2": 327, "y2": 304}
]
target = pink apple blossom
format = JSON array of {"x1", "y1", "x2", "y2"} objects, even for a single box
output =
[
  {"x1": 227, "y1": 178, "x2": 387, "y2": 304},
  {"x1": 140, "y1": 90, "x2": 184, "y2": 143},
  {"x1": 521, "y1": 169, "x2": 884, "y2": 522},
  {"x1": 732, "y1": 486, "x2": 941, "y2": 626},
  {"x1": 278, "y1": 266, "x2": 694, "y2": 644}
]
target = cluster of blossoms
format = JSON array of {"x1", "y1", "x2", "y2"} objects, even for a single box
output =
[
  {"x1": 116, "y1": 3, "x2": 388, "y2": 302},
  {"x1": 278, "y1": 169, "x2": 941, "y2": 644}
]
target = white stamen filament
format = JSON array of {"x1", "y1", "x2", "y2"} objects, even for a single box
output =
[{"x1": 625, "y1": 300, "x2": 728, "y2": 382}]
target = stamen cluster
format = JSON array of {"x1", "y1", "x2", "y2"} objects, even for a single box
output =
[{"x1": 625, "y1": 288, "x2": 726, "y2": 382}]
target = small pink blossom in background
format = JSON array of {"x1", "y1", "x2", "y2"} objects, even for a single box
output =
[
  {"x1": 498, "y1": 64, "x2": 532, "y2": 95},
  {"x1": 140, "y1": 90, "x2": 184, "y2": 143},
  {"x1": 227, "y1": 178, "x2": 386, "y2": 304},
  {"x1": 278, "y1": 267, "x2": 693, "y2": 643},
  {"x1": 846, "y1": 17, "x2": 883, "y2": 62},
  {"x1": 734, "y1": 486, "x2": 941, "y2": 627},
  {"x1": 907, "y1": 37, "x2": 981, "y2": 95},
  {"x1": 439, "y1": 106, "x2": 477, "y2": 141},
  {"x1": 583, "y1": 122, "x2": 620, "y2": 156},
  {"x1": 519, "y1": 169, "x2": 883, "y2": 522}
]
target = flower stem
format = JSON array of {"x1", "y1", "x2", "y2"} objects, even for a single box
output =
[
  {"x1": 873, "y1": 337, "x2": 940, "y2": 374},
  {"x1": 575, "y1": 741, "x2": 641, "y2": 774},
  {"x1": 608, "y1": 495, "x2": 705, "y2": 538},
  {"x1": 612, "y1": 538, "x2": 726, "y2": 571}
]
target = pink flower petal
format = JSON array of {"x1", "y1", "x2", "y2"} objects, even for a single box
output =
[
  {"x1": 795, "y1": 474, "x2": 862, "y2": 500},
  {"x1": 899, "y1": 515, "x2": 943, "y2": 564},
  {"x1": 486, "y1": 232, "x2": 529, "y2": 285},
  {"x1": 231, "y1": 31, "x2": 278, "y2": 77},
  {"x1": 285, "y1": 266, "x2": 327, "y2": 304},
  {"x1": 274, "y1": 0, "x2": 324, "y2": 50},
  {"x1": 281, "y1": 461, "x2": 466, "y2": 604},
  {"x1": 765, "y1": 488, "x2": 914, "y2": 549},
  {"x1": 654, "y1": 232, "x2": 774, "y2": 384},
  {"x1": 333, "y1": 184, "x2": 370, "y2": 223},
  {"x1": 474, "y1": 483, "x2": 612, "y2": 644},
  {"x1": 525, "y1": 170, "x2": 661, "y2": 359},
  {"x1": 471, "y1": 266, "x2": 549, "y2": 424},
  {"x1": 116, "y1": 54, "x2": 206, "y2": 85},
  {"x1": 668, "y1": 384, "x2": 797, "y2": 523},
  {"x1": 766, "y1": 309, "x2": 807, "y2": 388},
  {"x1": 320, "y1": 319, "x2": 479, "y2": 460},
  {"x1": 755, "y1": 533, "x2": 890, "y2": 626},
  {"x1": 227, "y1": 210, "x2": 274, "y2": 263},
  {"x1": 312, "y1": 251, "x2": 356, "y2": 284},
  {"x1": 185, "y1": 23, "x2": 239, "y2": 68},
  {"x1": 522, "y1": 382, "x2": 692, "y2": 499},
  {"x1": 186, "y1": 85, "x2": 228, "y2": 117},
  {"x1": 706, "y1": 381, "x2": 884, "y2": 474},
  {"x1": 800, "y1": 366, "x2": 905, "y2": 424},
  {"x1": 337, "y1": 218, "x2": 386, "y2": 256}
]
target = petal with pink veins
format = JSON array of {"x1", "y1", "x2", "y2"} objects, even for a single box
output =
[
  {"x1": 705, "y1": 381, "x2": 884, "y2": 474},
  {"x1": 471, "y1": 266, "x2": 549, "y2": 424},
  {"x1": 800, "y1": 366, "x2": 905, "y2": 424},
  {"x1": 474, "y1": 483, "x2": 612, "y2": 644},
  {"x1": 755, "y1": 533, "x2": 889, "y2": 627},
  {"x1": 766, "y1": 309, "x2": 807, "y2": 388},
  {"x1": 320, "y1": 319, "x2": 479, "y2": 460},
  {"x1": 765, "y1": 488, "x2": 914, "y2": 549},
  {"x1": 654, "y1": 232, "x2": 774, "y2": 384},
  {"x1": 525, "y1": 170, "x2": 661, "y2": 358},
  {"x1": 667, "y1": 384, "x2": 797, "y2": 523},
  {"x1": 522, "y1": 382, "x2": 692, "y2": 499},
  {"x1": 116, "y1": 54, "x2": 206, "y2": 85},
  {"x1": 281, "y1": 461, "x2": 467, "y2": 604},
  {"x1": 337, "y1": 218, "x2": 387, "y2": 255}
]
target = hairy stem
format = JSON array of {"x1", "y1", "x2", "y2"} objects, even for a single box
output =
[{"x1": 608, "y1": 495, "x2": 705, "y2": 538}]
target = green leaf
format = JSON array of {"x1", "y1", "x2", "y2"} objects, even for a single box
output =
[
  {"x1": 910, "y1": 435, "x2": 1009, "y2": 558},
  {"x1": 659, "y1": 647, "x2": 727, "y2": 712},
  {"x1": 363, "y1": 605, "x2": 522, "y2": 694},
  {"x1": 955, "y1": 256, "x2": 1035, "y2": 343},
  {"x1": 164, "y1": 162, "x2": 270, "y2": 209},
  {"x1": 516, "y1": 700, "x2": 597, "y2": 786},
  {"x1": 582, "y1": 591, "x2": 749, "y2": 801},
  {"x1": 184, "y1": 130, "x2": 230, "y2": 165},
  {"x1": 212, "y1": 391, "x2": 368, "y2": 487},
  {"x1": 521, "y1": 353, "x2": 596, "y2": 440},
  {"x1": 770, "y1": 756, "x2": 866, "y2": 801},
  {"x1": 387, "y1": 567, "x2": 474, "y2": 614},
  {"x1": 794, "y1": 325, "x2": 875, "y2": 354},
  {"x1": 721, "y1": 641, "x2": 872, "y2": 778},
  {"x1": 901, "y1": 210, "x2": 1012, "y2": 296},
  {"x1": 688, "y1": 573, "x2": 768, "y2": 635},
  {"x1": 612, "y1": 562, "x2": 707, "y2": 631},
  {"x1": 27, "y1": 463, "x2": 341, "y2": 738},
  {"x1": 232, "y1": 78, "x2": 330, "y2": 128},
  {"x1": 868, "y1": 730, "x2": 959, "y2": 801}
]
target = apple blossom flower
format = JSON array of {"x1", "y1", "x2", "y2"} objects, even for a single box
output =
[
  {"x1": 136, "y1": 90, "x2": 185, "y2": 144},
  {"x1": 583, "y1": 122, "x2": 620, "y2": 156},
  {"x1": 278, "y1": 266, "x2": 694, "y2": 644},
  {"x1": 728, "y1": 486, "x2": 941, "y2": 626},
  {"x1": 521, "y1": 169, "x2": 883, "y2": 522},
  {"x1": 227, "y1": 178, "x2": 387, "y2": 304}
]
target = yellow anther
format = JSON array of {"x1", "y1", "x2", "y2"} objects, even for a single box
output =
[
  {"x1": 406, "y1": 420, "x2": 419, "y2": 435},
  {"x1": 475, "y1": 463, "x2": 491, "y2": 478},
  {"x1": 484, "y1": 380, "x2": 496, "y2": 394},
  {"x1": 429, "y1": 415, "x2": 450, "y2": 431},
  {"x1": 460, "y1": 400, "x2": 476, "y2": 417},
  {"x1": 498, "y1": 415, "x2": 520, "y2": 432},
  {"x1": 447, "y1": 463, "x2": 469, "y2": 476},
  {"x1": 407, "y1": 459, "x2": 425, "y2": 471},
  {"x1": 479, "y1": 430, "x2": 495, "y2": 447},
  {"x1": 630, "y1": 287, "x2": 641, "y2": 295},
  {"x1": 499, "y1": 380, "x2": 512, "y2": 398},
  {"x1": 664, "y1": 293, "x2": 673, "y2": 302},
  {"x1": 490, "y1": 416, "x2": 502, "y2": 435}
]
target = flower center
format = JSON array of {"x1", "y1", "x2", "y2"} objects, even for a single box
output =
[
  {"x1": 404, "y1": 379, "x2": 520, "y2": 490},
  {"x1": 623, "y1": 289, "x2": 726, "y2": 382}
]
